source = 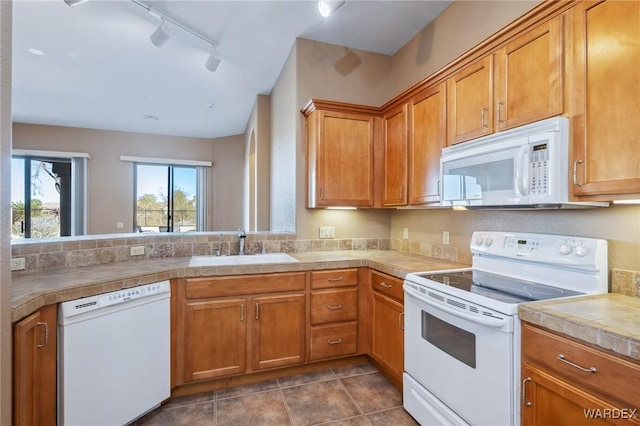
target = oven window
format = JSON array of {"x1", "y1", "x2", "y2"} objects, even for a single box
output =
[{"x1": 421, "y1": 311, "x2": 476, "y2": 368}]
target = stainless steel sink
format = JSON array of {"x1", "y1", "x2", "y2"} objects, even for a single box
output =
[{"x1": 188, "y1": 253, "x2": 299, "y2": 267}]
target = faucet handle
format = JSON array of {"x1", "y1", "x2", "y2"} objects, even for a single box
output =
[{"x1": 238, "y1": 229, "x2": 246, "y2": 238}]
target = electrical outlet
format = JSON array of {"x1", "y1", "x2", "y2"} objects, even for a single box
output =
[
  {"x1": 319, "y1": 226, "x2": 335, "y2": 239},
  {"x1": 443, "y1": 231, "x2": 450, "y2": 245},
  {"x1": 10, "y1": 257, "x2": 26, "y2": 271},
  {"x1": 403, "y1": 228, "x2": 409, "y2": 239},
  {"x1": 130, "y1": 246, "x2": 145, "y2": 256},
  {"x1": 116, "y1": 222, "x2": 124, "y2": 229}
]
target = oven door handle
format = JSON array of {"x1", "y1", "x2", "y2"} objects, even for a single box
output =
[{"x1": 405, "y1": 287, "x2": 506, "y2": 328}]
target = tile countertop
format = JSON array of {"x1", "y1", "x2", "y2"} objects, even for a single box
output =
[
  {"x1": 519, "y1": 294, "x2": 640, "y2": 362},
  {"x1": 11, "y1": 250, "x2": 469, "y2": 323}
]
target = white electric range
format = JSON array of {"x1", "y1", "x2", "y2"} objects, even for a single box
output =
[{"x1": 403, "y1": 231, "x2": 608, "y2": 426}]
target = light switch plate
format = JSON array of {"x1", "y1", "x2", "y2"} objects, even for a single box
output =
[
  {"x1": 443, "y1": 231, "x2": 450, "y2": 245},
  {"x1": 319, "y1": 226, "x2": 335, "y2": 239},
  {"x1": 10, "y1": 257, "x2": 26, "y2": 271},
  {"x1": 403, "y1": 228, "x2": 409, "y2": 239}
]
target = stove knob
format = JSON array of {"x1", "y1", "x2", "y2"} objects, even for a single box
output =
[
  {"x1": 574, "y1": 245, "x2": 588, "y2": 257},
  {"x1": 475, "y1": 236, "x2": 484, "y2": 246},
  {"x1": 483, "y1": 237, "x2": 493, "y2": 247},
  {"x1": 559, "y1": 244, "x2": 572, "y2": 255}
]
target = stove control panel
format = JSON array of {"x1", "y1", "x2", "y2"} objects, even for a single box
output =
[{"x1": 471, "y1": 231, "x2": 607, "y2": 269}]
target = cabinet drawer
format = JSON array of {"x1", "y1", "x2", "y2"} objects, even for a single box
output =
[
  {"x1": 184, "y1": 272, "x2": 306, "y2": 299},
  {"x1": 310, "y1": 269, "x2": 358, "y2": 289},
  {"x1": 310, "y1": 322, "x2": 357, "y2": 361},
  {"x1": 522, "y1": 324, "x2": 640, "y2": 409},
  {"x1": 371, "y1": 270, "x2": 404, "y2": 302},
  {"x1": 310, "y1": 288, "x2": 358, "y2": 325}
]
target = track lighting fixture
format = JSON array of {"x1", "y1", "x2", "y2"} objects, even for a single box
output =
[
  {"x1": 205, "y1": 48, "x2": 222, "y2": 72},
  {"x1": 63, "y1": 0, "x2": 91, "y2": 6},
  {"x1": 318, "y1": 0, "x2": 345, "y2": 18},
  {"x1": 150, "y1": 19, "x2": 172, "y2": 48}
]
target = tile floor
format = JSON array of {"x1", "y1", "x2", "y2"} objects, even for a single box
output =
[{"x1": 133, "y1": 362, "x2": 418, "y2": 426}]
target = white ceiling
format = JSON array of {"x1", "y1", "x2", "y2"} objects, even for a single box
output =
[{"x1": 12, "y1": 0, "x2": 452, "y2": 139}]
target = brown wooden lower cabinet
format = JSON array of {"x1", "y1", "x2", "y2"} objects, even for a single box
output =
[
  {"x1": 13, "y1": 304, "x2": 57, "y2": 426},
  {"x1": 370, "y1": 270, "x2": 404, "y2": 389},
  {"x1": 183, "y1": 298, "x2": 247, "y2": 382},
  {"x1": 521, "y1": 323, "x2": 640, "y2": 426},
  {"x1": 174, "y1": 273, "x2": 307, "y2": 385},
  {"x1": 252, "y1": 293, "x2": 306, "y2": 371}
]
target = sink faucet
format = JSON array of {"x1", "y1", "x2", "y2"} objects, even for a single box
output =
[
  {"x1": 238, "y1": 229, "x2": 246, "y2": 255},
  {"x1": 215, "y1": 233, "x2": 222, "y2": 256}
]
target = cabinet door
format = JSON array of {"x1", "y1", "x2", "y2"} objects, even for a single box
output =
[
  {"x1": 409, "y1": 82, "x2": 446, "y2": 204},
  {"x1": 252, "y1": 293, "x2": 306, "y2": 371},
  {"x1": 315, "y1": 110, "x2": 375, "y2": 207},
  {"x1": 382, "y1": 103, "x2": 408, "y2": 206},
  {"x1": 183, "y1": 298, "x2": 247, "y2": 382},
  {"x1": 371, "y1": 292, "x2": 404, "y2": 384},
  {"x1": 494, "y1": 16, "x2": 563, "y2": 131},
  {"x1": 521, "y1": 364, "x2": 632, "y2": 426},
  {"x1": 571, "y1": 0, "x2": 640, "y2": 198},
  {"x1": 13, "y1": 305, "x2": 57, "y2": 426},
  {"x1": 447, "y1": 56, "x2": 493, "y2": 145}
]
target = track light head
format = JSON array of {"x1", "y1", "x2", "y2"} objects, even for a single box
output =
[
  {"x1": 150, "y1": 19, "x2": 172, "y2": 48},
  {"x1": 205, "y1": 48, "x2": 222, "y2": 72},
  {"x1": 318, "y1": 0, "x2": 345, "y2": 18},
  {"x1": 64, "y1": 0, "x2": 91, "y2": 6}
]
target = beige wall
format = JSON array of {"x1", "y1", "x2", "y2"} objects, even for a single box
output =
[
  {"x1": 12, "y1": 123, "x2": 245, "y2": 234},
  {"x1": 210, "y1": 134, "x2": 245, "y2": 231},
  {"x1": 243, "y1": 94, "x2": 271, "y2": 231},
  {"x1": 270, "y1": 45, "x2": 298, "y2": 233},
  {"x1": 0, "y1": 2, "x2": 12, "y2": 423}
]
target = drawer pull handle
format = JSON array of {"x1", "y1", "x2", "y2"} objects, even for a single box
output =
[
  {"x1": 327, "y1": 277, "x2": 343, "y2": 282},
  {"x1": 327, "y1": 339, "x2": 343, "y2": 345},
  {"x1": 557, "y1": 354, "x2": 597, "y2": 373},
  {"x1": 240, "y1": 304, "x2": 245, "y2": 321},
  {"x1": 522, "y1": 377, "x2": 532, "y2": 407},
  {"x1": 379, "y1": 282, "x2": 393, "y2": 288},
  {"x1": 327, "y1": 304, "x2": 343, "y2": 310}
]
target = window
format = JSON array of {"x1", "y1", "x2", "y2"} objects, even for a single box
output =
[{"x1": 11, "y1": 151, "x2": 88, "y2": 239}]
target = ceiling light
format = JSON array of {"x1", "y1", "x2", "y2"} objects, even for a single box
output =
[
  {"x1": 205, "y1": 48, "x2": 222, "y2": 72},
  {"x1": 150, "y1": 19, "x2": 172, "y2": 48},
  {"x1": 28, "y1": 48, "x2": 45, "y2": 56},
  {"x1": 318, "y1": 1, "x2": 345, "y2": 18},
  {"x1": 64, "y1": 0, "x2": 91, "y2": 7}
]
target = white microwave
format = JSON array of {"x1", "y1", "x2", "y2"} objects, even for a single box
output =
[{"x1": 439, "y1": 117, "x2": 607, "y2": 209}]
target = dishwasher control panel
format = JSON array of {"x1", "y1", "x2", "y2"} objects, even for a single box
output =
[{"x1": 60, "y1": 280, "x2": 170, "y2": 319}]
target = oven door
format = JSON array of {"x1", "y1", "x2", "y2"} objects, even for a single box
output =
[{"x1": 403, "y1": 282, "x2": 515, "y2": 426}]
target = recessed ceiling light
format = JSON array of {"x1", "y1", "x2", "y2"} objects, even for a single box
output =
[
  {"x1": 28, "y1": 48, "x2": 45, "y2": 56},
  {"x1": 67, "y1": 52, "x2": 81, "y2": 59},
  {"x1": 204, "y1": 103, "x2": 215, "y2": 109},
  {"x1": 143, "y1": 115, "x2": 159, "y2": 121}
]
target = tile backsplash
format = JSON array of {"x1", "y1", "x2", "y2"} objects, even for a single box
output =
[
  {"x1": 611, "y1": 269, "x2": 640, "y2": 298},
  {"x1": 11, "y1": 233, "x2": 390, "y2": 275}
]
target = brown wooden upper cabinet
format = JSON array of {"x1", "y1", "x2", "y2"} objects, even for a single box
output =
[
  {"x1": 448, "y1": 16, "x2": 563, "y2": 145},
  {"x1": 409, "y1": 82, "x2": 447, "y2": 205},
  {"x1": 382, "y1": 104, "x2": 408, "y2": 206},
  {"x1": 303, "y1": 100, "x2": 376, "y2": 208},
  {"x1": 571, "y1": 0, "x2": 640, "y2": 199}
]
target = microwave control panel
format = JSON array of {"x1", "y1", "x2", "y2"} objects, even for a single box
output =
[{"x1": 529, "y1": 143, "x2": 549, "y2": 195}]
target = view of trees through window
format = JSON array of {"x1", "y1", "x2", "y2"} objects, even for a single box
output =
[
  {"x1": 135, "y1": 164, "x2": 197, "y2": 232},
  {"x1": 11, "y1": 157, "x2": 69, "y2": 239}
]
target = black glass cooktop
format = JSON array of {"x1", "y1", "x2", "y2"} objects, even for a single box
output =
[{"x1": 415, "y1": 270, "x2": 584, "y2": 304}]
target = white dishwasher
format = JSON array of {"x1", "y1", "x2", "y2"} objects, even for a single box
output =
[{"x1": 58, "y1": 281, "x2": 171, "y2": 426}]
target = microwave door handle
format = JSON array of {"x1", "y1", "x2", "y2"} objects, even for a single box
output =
[{"x1": 516, "y1": 145, "x2": 530, "y2": 196}]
